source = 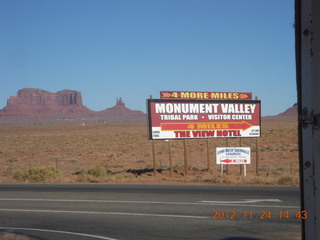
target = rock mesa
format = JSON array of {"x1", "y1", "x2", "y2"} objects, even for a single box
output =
[{"x1": 0, "y1": 88, "x2": 93, "y2": 117}]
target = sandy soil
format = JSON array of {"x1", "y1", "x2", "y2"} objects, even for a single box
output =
[{"x1": 0, "y1": 116, "x2": 299, "y2": 185}]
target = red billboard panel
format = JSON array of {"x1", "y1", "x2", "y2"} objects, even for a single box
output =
[
  {"x1": 147, "y1": 99, "x2": 261, "y2": 140},
  {"x1": 160, "y1": 91, "x2": 252, "y2": 100}
]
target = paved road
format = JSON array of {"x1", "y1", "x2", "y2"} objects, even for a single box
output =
[{"x1": 0, "y1": 184, "x2": 301, "y2": 240}]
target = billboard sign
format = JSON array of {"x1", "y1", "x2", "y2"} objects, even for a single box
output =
[
  {"x1": 216, "y1": 147, "x2": 251, "y2": 164},
  {"x1": 160, "y1": 91, "x2": 252, "y2": 100},
  {"x1": 147, "y1": 99, "x2": 261, "y2": 140}
]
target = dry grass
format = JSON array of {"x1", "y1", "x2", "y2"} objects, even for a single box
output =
[{"x1": 0, "y1": 116, "x2": 299, "y2": 185}]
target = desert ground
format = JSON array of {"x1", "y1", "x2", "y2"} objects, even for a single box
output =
[{"x1": 0, "y1": 116, "x2": 299, "y2": 185}]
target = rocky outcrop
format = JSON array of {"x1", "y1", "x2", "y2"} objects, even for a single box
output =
[
  {"x1": 99, "y1": 97, "x2": 144, "y2": 115},
  {"x1": 0, "y1": 88, "x2": 94, "y2": 117},
  {"x1": 277, "y1": 103, "x2": 298, "y2": 116}
]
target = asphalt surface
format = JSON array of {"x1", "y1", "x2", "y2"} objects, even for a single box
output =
[{"x1": 0, "y1": 184, "x2": 302, "y2": 240}]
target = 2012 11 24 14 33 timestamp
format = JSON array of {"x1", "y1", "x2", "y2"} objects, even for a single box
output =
[{"x1": 211, "y1": 210, "x2": 308, "y2": 220}]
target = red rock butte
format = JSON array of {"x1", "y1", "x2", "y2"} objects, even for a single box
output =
[
  {"x1": 0, "y1": 88, "x2": 144, "y2": 118},
  {"x1": 277, "y1": 103, "x2": 298, "y2": 117},
  {"x1": 99, "y1": 97, "x2": 144, "y2": 115}
]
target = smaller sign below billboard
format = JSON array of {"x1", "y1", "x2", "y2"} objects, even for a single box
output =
[
  {"x1": 161, "y1": 91, "x2": 252, "y2": 100},
  {"x1": 216, "y1": 147, "x2": 251, "y2": 165}
]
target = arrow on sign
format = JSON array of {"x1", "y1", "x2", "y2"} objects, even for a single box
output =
[
  {"x1": 220, "y1": 159, "x2": 248, "y2": 164},
  {"x1": 239, "y1": 93, "x2": 249, "y2": 99},
  {"x1": 161, "y1": 121, "x2": 253, "y2": 131},
  {"x1": 161, "y1": 92, "x2": 171, "y2": 98},
  {"x1": 220, "y1": 159, "x2": 233, "y2": 163},
  {"x1": 227, "y1": 121, "x2": 252, "y2": 131}
]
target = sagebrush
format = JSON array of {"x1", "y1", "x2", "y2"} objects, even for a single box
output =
[{"x1": 13, "y1": 166, "x2": 61, "y2": 183}]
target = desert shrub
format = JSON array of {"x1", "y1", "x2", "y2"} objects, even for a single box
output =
[
  {"x1": 174, "y1": 162, "x2": 184, "y2": 168},
  {"x1": 245, "y1": 176, "x2": 273, "y2": 185},
  {"x1": 290, "y1": 146, "x2": 299, "y2": 152},
  {"x1": 277, "y1": 173, "x2": 300, "y2": 186},
  {"x1": 202, "y1": 175, "x2": 232, "y2": 184},
  {"x1": 136, "y1": 160, "x2": 146, "y2": 164},
  {"x1": 6, "y1": 157, "x2": 18, "y2": 171},
  {"x1": 277, "y1": 175, "x2": 293, "y2": 185},
  {"x1": 114, "y1": 173, "x2": 125, "y2": 181},
  {"x1": 244, "y1": 172, "x2": 300, "y2": 186},
  {"x1": 87, "y1": 165, "x2": 106, "y2": 177},
  {"x1": 145, "y1": 163, "x2": 153, "y2": 169},
  {"x1": 77, "y1": 165, "x2": 112, "y2": 182},
  {"x1": 13, "y1": 166, "x2": 61, "y2": 183}
]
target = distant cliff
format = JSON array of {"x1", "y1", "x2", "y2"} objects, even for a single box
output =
[{"x1": 0, "y1": 88, "x2": 144, "y2": 118}]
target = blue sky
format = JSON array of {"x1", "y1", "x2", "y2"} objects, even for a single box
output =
[{"x1": 0, "y1": 0, "x2": 295, "y2": 116}]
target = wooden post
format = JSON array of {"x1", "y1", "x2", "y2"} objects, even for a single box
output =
[
  {"x1": 168, "y1": 140, "x2": 173, "y2": 177},
  {"x1": 150, "y1": 95, "x2": 156, "y2": 176},
  {"x1": 152, "y1": 140, "x2": 156, "y2": 176},
  {"x1": 255, "y1": 96, "x2": 260, "y2": 176},
  {"x1": 184, "y1": 139, "x2": 188, "y2": 176},
  {"x1": 239, "y1": 137, "x2": 243, "y2": 175},
  {"x1": 255, "y1": 137, "x2": 259, "y2": 176},
  {"x1": 226, "y1": 138, "x2": 229, "y2": 175},
  {"x1": 207, "y1": 138, "x2": 210, "y2": 171}
]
